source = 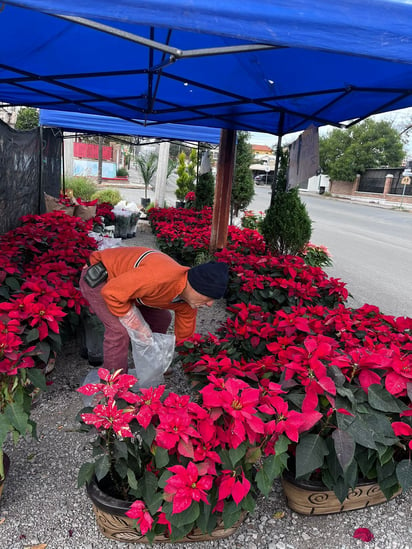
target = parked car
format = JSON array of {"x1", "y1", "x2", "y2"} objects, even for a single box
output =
[{"x1": 254, "y1": 173, "x2": 271, "y2": 185}]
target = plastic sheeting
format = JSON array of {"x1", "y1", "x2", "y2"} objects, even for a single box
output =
[
  {"x1": 1, "y1": 1, "x2": 412, "y2": 136},
  {"x1": 0, "y1": 122, "x2": 61, "y2": 232}
]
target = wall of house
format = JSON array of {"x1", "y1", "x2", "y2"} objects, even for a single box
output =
[{"x1": 329, "y1": 180, "x2": 354, "y2": 195}]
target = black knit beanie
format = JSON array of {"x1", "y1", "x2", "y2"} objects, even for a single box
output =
[{"x1": 187, "y1": 262, "x2": 229, "y2": 299}]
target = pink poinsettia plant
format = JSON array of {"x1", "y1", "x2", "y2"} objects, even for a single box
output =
[
  {"x1": 0, "y1": 210, "x2": 98, "y2": 481},
  {"x1": 77, "y1": 367, "x2": 291, "y2": 542}
]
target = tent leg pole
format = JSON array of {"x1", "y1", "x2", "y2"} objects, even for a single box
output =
[
  {"x1": 210, "y1": 129, "x2": 236, "y2": 253},
  {"x1": 270, "y1": 113, "x2": 284, "y2": 208}
]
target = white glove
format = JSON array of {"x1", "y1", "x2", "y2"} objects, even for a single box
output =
[{"x1": 120, "y1": 306, "x2": 153, "y2": 346}]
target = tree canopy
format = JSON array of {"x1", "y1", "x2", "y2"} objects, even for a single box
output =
[
  {"x1": 15, "y1": 107, "x2": 39, "y2": 130},
  {"x1": 319, "y1": 119, "x2": 405, "y2": 181}
]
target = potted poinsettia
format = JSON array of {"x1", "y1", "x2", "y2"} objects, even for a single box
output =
[
  {"x1": 76, "y1": 367, "x2": 295, "y2": 543},
  {"x1": 177, "y1": 301, "x2": 412, "y2": 514},
  {"x1": 0, "y1": 210, "x2": 97, "y2": 490},
  {"x1": 148, "y1": 203, "x2": 412, "y2": 514}
]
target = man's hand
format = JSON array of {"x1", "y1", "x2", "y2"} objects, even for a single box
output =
[{"x1": 120, "y1": 307, "x2": 153, "y2": 345}]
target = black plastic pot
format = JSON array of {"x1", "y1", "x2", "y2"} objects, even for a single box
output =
[{"x1": 86, "y1": 477, "x2": 131, "y2": 515}]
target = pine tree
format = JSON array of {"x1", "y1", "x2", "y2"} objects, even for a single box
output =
[
  {"x1": 261, "y1": 149, "x2": 312, "y2": 255},
  {"x1": 231, "y1": 131, "x2": 255, "y2": 216},
  {"x1": 195, "y1": 171, "x2": 215, "y2": 209}
]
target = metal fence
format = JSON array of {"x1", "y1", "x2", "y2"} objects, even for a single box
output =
[{"x1": 358, "y1": 167, "x2": 411, "y2": 196}]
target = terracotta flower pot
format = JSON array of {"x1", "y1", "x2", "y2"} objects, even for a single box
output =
[
  {"x1": 281, "y1": 472, "x2": 401, "y2": 516},
  {"x1": 86, "y1": 477, "x2": 245, "y2": 543}
]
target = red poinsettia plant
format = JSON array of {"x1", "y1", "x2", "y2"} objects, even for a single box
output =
[
  {"x1": 77, "y1": 367, "x2": 292, "y2": 543},
  {"x1": 177, "y1": 301, "x2": 412, "y2": 504},
  {"x1": 147, "y1": 205, "x2": 412, "y2": 505},
  {"x1": 0, "y1": 210, "x2": 97, "y2": 481}
]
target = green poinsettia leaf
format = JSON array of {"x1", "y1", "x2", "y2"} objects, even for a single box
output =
[
  {"x1": 332, "y1": 476, "x2": 350, "y2": 504},
  {"x1": 157, "y1": 468, "x2": 173, "y2": 489},
  {"x1": 5, "y1": 276, "x2": 21, "y2": 291},
  {"x1": 4, "y1": 399, "x2": 30, "y2": 436},
  {"x1": 47, "y1": 331, "x2": 62, "y2": 345},
  {"x1": 35, "y1": 341, "x2": 51, "y2": 364},
  {"x1": 241, "y1": 491, "x2": 256, "y2": 513},
  {"x1": 26, "y1": 368, "x2": 47, "y2": 391},
  {"x1": 368, "y1": 384, "x2": 409, "y2": 413},
  {"x1": 127, "y1": 468, "x2": 138, "y2": 490},
  {"x1": 140, "y1": 470, "x2": 159, "y2": 503},
  {"x1": 95, "y1": 455, "x2": 110, "y2": 481},
  {"x1": 0, "y1": 415, "x2": 11, "y2": 446},
  {"x1": 295, "y1": 434, "x2": 329, "y2": 478},
  {"x1": 169, "y1": 521, "x2": 195, "y2": 543},
  {"x1": 332, "y1": 429, "x2": 355, "y2": 472},
  {"x1": 396, "y1": 460, "x2": 412, "y2": 492},
  {"x1": 336, "y1": 387, "x2": 356, "y2": 406},
  {"x1": 114, "y1": 459, "x2": 127, "y2": 479},
  {"x1": 155, "y1": 445, "x2": 170, "y2": 469},
  {"x1": 196, "y1": 501, "x2": 216, "y2": 534},
  {"x1": 245, "y1": 445, "x2": 262, "y2": 464},
  {"x1": 222, "y1": 500, "x2": 242, "y2": 529},
  {"x1": 276, "y1": 434, "x2": 291, "y2": 455},
  {"x1": 113, "y1": 438, "x2": 128, "y2": 460},
  {"x1": 229, "y1": 442, "x2": 247, "y2": 467},
  {"x1": 169, "y1": 501, "x2": 200, "y2": 528},
  {"x1": 328, "y1": 364, "x2": 346, "y2": 387},
  {"x1": 145, "y1": 490, "x2": 163, "y2": 516},
  {"x1": 337, "y1": 412, "x2": 377, "y2": 450},
  {"x1": 362, "y1": 412, "x2": 399, "y2": 446},
  {"x1": 77, "y1": 462, "x2": 95, "y2": 488},
  {"x1": 140, "y1": 423, "x2": 156, "y2": 447},
  {"x1": 0, "y1": 285, "x2": 10, "y2": 299},
  {"x1": 256, "y1": 452, "x2": 288, "y2": 497},
  {"x1": 343, "y1": 459, "x2": 358, "y2": 489},
  {"x1": 25, "y1": 328, "x2": 40, "y2": 343}
]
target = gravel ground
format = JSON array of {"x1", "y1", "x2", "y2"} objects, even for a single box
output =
[{"x1": 1, "y1": 226, "x2": 411, "y2": 549}]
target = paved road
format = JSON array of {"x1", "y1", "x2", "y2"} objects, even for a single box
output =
[
  {"x1": 250, "y1": 186, "x2": 412, "y2": 318},
  {"x1": 111, "y1": 182, "x2": 412, "y2": 319}
]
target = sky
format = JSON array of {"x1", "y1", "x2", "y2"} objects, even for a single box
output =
[{"x1": 249, "y1": 107, "x2": 412, "y2": 155}]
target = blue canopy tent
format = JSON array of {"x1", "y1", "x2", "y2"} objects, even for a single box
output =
[
  {"x1": 1, "y1": 1, "x2": 412, "y2": 135},
  {"x1": 39, "y1": 110, "x2": 222, "y2": 144},
  {"x1": 1, "y1": 1, "x2": 412, "y2": 247}
]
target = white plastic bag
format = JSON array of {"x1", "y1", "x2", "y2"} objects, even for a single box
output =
[
  {"x1": 120, "y1": 305, "x2": 175, "y2": 388},
  {"x1": 79, "y1": 368, "x2": 102, "y2": 407}
]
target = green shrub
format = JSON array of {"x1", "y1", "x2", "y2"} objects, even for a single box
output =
[
  {"x1": 195, "y1": 171, "x2": 215, "y2": 209},
  {"x1": 63, "y1": 176, "x2": 97, "y2": 201},
  {"x1": 91, "y1": 189, "x2": 123, "y2": 205},
  {"x1": 261, "y1": 188, "x2": 312, "y2": 255},
  {"x1": 116, "y1": 167, "x2": 128, "y2": 177}
]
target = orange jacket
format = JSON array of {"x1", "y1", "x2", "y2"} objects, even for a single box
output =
[{"x1": 89, "y1": 247, "x2": 196, "y2": 341}]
